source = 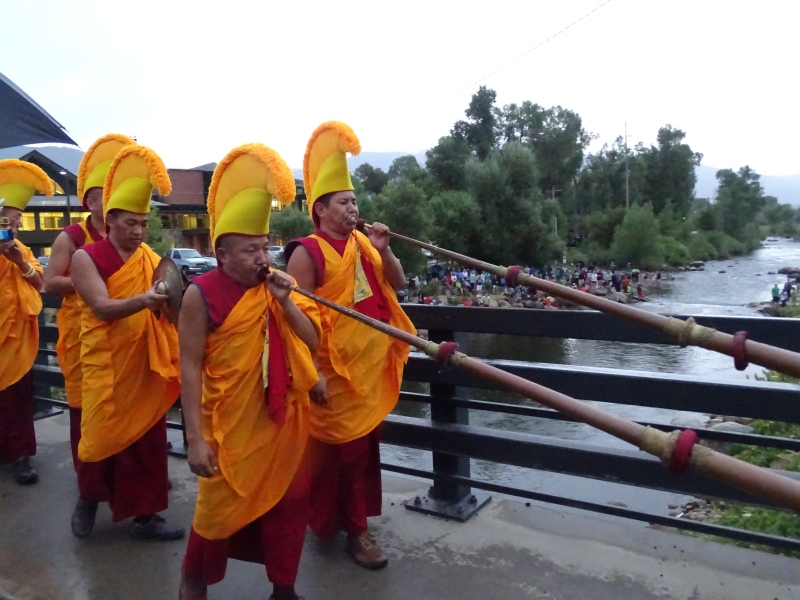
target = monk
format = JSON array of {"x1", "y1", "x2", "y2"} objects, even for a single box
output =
[
  {"x1": 70, "y1": 144, "x2": 184, "y2": 541},
  {"x1": 0, "y1": 159, "x2": 51, "y2": 485},
  {"x1": 45, "y1": 134, "x2": 134, "y2": 538},
  {"x1": 179, "y1": 143, "x2": 321, "y2": 600},
  {"x1": 286, "y1": 122, "x2": 414, "y2": 569}
]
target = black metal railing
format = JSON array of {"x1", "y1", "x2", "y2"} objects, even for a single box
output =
[{"x1": 33, "y1": 295, "x2": 800, "y2": 551}]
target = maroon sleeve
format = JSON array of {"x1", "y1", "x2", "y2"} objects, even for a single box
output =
[
  {"x1": 285, "y1": 237, "x2": 325, "y2": 288},
  {"x1": 63, "y1": 223, "x2": 87, "y2": 249}
]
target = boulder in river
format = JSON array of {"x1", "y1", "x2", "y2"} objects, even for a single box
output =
[
  {"x1": 670, "y1": 413, "x2": 706, "y2": 429},
  {"x1": 778, "y1": 267, "x2": 800, "y2": 275},
  {"x1": 709, "y1": 421, "x2": 754, "y2": 434}
]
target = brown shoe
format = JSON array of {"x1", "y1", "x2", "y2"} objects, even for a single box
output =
[
  {"x1": 347, "y1": 531, "x2": 388, "y2": 570},
  {"x1": 179, "y1": 572, "x2": 207, "y2": 600}
]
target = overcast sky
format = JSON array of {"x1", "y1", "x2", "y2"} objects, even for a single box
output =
[{"x1": 4, "y1": 0, "x2": 798, "y2": 175}]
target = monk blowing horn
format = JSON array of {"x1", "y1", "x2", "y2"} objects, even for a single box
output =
[
  {"x1": 273, "y1": 271, "x2": 800, "y2": 514},
  {"x1": 356, "y1": 220, "x2": 800, "y2": 380}
]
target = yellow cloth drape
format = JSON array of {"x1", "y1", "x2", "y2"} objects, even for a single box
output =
[
  {"x1": 193, "y1": 285, "x2": 320, "y2": 540},
  {"x1": 56, "y1": 221, "x2": 98, "y2": 409},
  {"x1": 309, "y1": 231, "x2": 415, "y2": 444},
  {"x1": 77, "y1": 243, "x2": 180, "y2": 462},
  {"x1": 0, "y1": 241, "x2": 43, "y2": 392}
]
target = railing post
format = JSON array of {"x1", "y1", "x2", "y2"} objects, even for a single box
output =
[{"x1": 403, "y1": 328, "x2": 491, "y2": 522}]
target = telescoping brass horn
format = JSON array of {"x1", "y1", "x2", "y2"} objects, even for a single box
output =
[{"x1": 152, "y1": 255, "x2": 184, "y2": 324}]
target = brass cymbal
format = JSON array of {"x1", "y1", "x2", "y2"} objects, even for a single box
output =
[{"x1": 153, "y1": 256, "x2": 183, "y2": 324}]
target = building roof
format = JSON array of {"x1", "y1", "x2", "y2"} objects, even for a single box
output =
[
  {"x1": 25, "y1": 195, "x2": 167, "y2": 208},
  {"x1": 0, "y1": 145, "x2": 83, "y2": 174},
  {"x1": 190, "y1": 162, "x2": 217, "y2": 172}
]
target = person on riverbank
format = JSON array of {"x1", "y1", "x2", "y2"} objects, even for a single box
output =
[
  {"x1": 286, "y1": 122, "x2": 415, "y2": 570},
  {"x1": 772, "y1": 284, "x2": 780, "y2": 303},
  {"x1": 179, "y1": 144, "x2": 321, "y2": 600},
  {"x1": 69, "y1": 145, "x2": 183, "y2": 541},
  {"x1": 43, "y1": 135, "x2": 135, "y2": 531},
  {"x1": 0, "y1": 160, "x2": 51, "y2": 485}
]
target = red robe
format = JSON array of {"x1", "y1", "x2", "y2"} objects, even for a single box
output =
[
  {"x1": 289, "y1": 229, "x2": 388, "y2": 538},
  {"x1": 182, "y1": 268, "x2": 313, "y2": 586},
  {"x1": 75, "y1": 238, "x2": 169, "y2": 521}
]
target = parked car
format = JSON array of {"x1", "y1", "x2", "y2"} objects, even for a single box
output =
[
  {"x1": 170, "y1": 248, "x2": 210, "y2": 276},
  {"x1": 37, "y1": 256, "x2": 50, "y2": 267},
  {"x1": 203, "y1": 253, "x2": 218, "y2": 269}
]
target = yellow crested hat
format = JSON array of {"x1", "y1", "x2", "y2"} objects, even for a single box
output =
[
  {"x1": 78, "y1": 133, "x2": 136, "y2": 205},
  {"x1": 103, "y1": 145, "x2": 171, "y2": 216},
  {"x1": 208, "y1": 143, "x2": 296, "y2": 246},
  {"x1": 0, "y1": 159, "x2": 54, "y2": 211},
  {"x1": 303, "y1": 121, "x2": 361, "y2": 217}
]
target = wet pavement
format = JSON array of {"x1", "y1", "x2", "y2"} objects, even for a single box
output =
[{"x1": 1, "y1": 414, "x2": 799, "y2": 600}]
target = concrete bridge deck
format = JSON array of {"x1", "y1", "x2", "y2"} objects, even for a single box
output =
[{"x1": 1, "y1": 414, "x2": 798, "y2": 600}]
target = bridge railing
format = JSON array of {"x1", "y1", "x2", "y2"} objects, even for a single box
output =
[{"x1": 33, "y1": 295, "x2": 800, "y2": 552}]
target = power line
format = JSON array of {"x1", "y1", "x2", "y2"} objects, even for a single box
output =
[{"x1": 445, "y1": 0, "x2": 614, "y2": 101}]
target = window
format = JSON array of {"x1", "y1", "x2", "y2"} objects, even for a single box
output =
[
  {"x1": 20, "y1": 213, "x2": 36, "y2": 231},
  {"x1": 181, "y1": 249, "x2": 203, "y2": 259},
  {"x1": 70, "y1": 212, "x2": 90, "y2": 225},
  {"x1": 39, "y1": 212, "x2": 64, "y2": 230},
  {"x1": 172, "y1": 250, "x2": 180, "y2": 258}
]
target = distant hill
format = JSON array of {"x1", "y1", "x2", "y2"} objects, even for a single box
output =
[{"x1": 695, "y1": 164, "x2": 800, "y2": 205}]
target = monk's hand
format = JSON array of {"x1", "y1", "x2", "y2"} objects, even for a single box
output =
[
  {"x1": 265, "y1": 269, "x2": 293, "y2": 301},
  {"x1": 188, "y1": 438, "x2": 219, "y2": 478},
  {"x1": 309, "y1": 372, "x2": 330, "y2": 405},
  {"x1": 142, "y1": 282, "x2": 168, "y2": 311},
  {"x1": 0, "y1": 240, "x2": 24, "y2": 267},
  {"x1": 368, "y1": 222, "x2": 391, "y2": 252}
]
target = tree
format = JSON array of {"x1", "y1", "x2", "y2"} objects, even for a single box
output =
[
  {"x1": 388, "y1": 155, "x2": 421, "y2": 181},
  {"x1": 609, "y1": 203, "x2": 664, "y2": 269},
  {"x1": 640, "y1": 125, "x2": 702, "y2": 216},
  {"x1": 146, "y1": 207, "x2": 174, "y2": 256},
  {"x1": 428, "y1": 190, "x2": 481, "y2": 255},
  {"x1": 452, "y1": 86, "x2": 500, "y2": 159},
  {"x1": 715, "y1": 166, "x2": 765, "y2": 240},
  {"x1": 270, "y1": 207, "x2": 314, "y2": 243},
  {"x1": 372, "y1": 180, "x2": 431, "y2": 274},
  {"x1": 426, "y1": 136, "x2": 471, "y2": 191},
  {"x1": 353, "y1": 163, "x2": 390, "y2": 194}
]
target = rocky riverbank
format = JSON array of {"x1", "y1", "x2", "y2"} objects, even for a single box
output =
[{"x1": 414, "y1": 271, "x2": 674, "y2": 310}]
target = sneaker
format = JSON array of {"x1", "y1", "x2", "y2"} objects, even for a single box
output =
[
  {"x1": 347, "y1": 531, "x2": 388, "y2": 570},
  {"x1": 14, "y1": 457, "x2": 38, "y2": 485},
  {"x1": 130, "y1": 514, "x2": 185, "y2": 541},
  {"x1": 178, "y1": 572, "x2": 207, "y2": 600},
  {"x1": 71, "y1": 498, "x2": 99, "y2": 538}
]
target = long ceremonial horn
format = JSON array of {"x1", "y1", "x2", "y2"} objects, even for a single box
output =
[
  {"x1": 278, "y1": 273, "x2": 800, "y2": 514},
  {"x1": 356, "y1": 220, "x2": 800, "y2": 380}
]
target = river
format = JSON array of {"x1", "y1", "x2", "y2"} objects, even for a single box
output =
[{"x1": 385, "y1": 238, "x2": 800, "y2": 514}]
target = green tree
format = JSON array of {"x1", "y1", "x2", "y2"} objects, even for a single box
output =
[
  {"x1": 609, "y1": 203, "x2": 664, "y2": 269},
  {"x1": 425, "y1": 136, "x2": 471, "y2": 191},
  {"x1": 388, "y1": 155, "x2": 421, "y2": 180},
  {"x1": 428, "y1": 190, "x2": 481, "y2": 255},
  {"x1": 372, "y1": 180, "x2": 431, "y2": 274},
  {"x1": 499, "y1": 102, "x2": 593, "y2": 195},
  {"x1": 270, "y1": 207, "x2": 314, "y2": 243},
  {"x1": 715, "y1": 166, "x2": 765, "y2": 241},
  {"x1": 146, "y1": 207, "x2": 174, "y2": 256},
  {"x1": 452, "y1": 86, "x2": 500, "y2": 159},
  {"x1": 353, "y1": 163, "x2": 390, "y2": 194},
  {"x1": 640, "y1": 125, "x2": 702, "y2": 216}
]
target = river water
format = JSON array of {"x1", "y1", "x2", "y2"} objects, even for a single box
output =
[{"x1": 384, "y1": 238, "x2": 800, "y2": 514}]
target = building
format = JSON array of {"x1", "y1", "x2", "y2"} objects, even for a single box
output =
[{"x1": 1, "y1": 146, "x2": 307, "y2": 256}]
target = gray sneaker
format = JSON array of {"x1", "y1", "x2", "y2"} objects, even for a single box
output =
[
  {"x1": 71, "y1": 498, "x2": 99, "y2": 538},
  {"x1": 130, "y1": 514, "x2": 185, "y2": 541},
  {"x1": 14, "y1": 457, "x2": 38, "y2": 485}
]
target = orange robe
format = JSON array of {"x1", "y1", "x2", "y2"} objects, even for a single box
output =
[
  {"x1": 309, "y1": 230, "x2": 415, "y2": 444},
  {"x1": 56, "y1": 219, "x2": 102, "y2": 410},
  {"x1": 78, "y1": 243, "x2": 180, "y2": 463},
  {"x1": 0, "y1": 242, "x2": 43, "y2": 463},
  {"x1": 0, "y1": 241, "x2": 43, "y2": 393},
  {"x1": 192, "y1": 282, "x2": 320, "y2": 540}
]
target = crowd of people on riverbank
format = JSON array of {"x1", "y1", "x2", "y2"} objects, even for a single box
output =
[{"x1": 405, "y1": 262, "x2": 665, "y2": 308}]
